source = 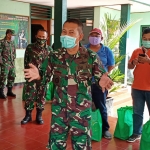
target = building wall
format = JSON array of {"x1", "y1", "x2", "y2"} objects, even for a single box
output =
[
  {"x1": 128, "y1": 12, "x2": 150, "y2": 55},
  {"x1": 100, "y1": 7, "x2": 120, "y2": 21},
  {"x1": 0, "y1": 0, "x2": 30, "y2": 16},
  {"x1": 94, "y1": 7, "x2": 120, "y2": 28}
]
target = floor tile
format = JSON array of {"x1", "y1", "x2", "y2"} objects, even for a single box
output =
[
  {"x1": 16, "y1": 139, "x2": 46, "y2": 149},
  {"x1": 5, "y1": 146, "x2": 26, "y2": 150},
  {"x1": 0, "y1": 85, "x2": 142, "y2": 150},
  {"x1": 0, "y1": 129, "x2": 16, "y2": 139},
  {"x1": 0, "y1": 139, "x2": 14, "y2": 150},
  {"x1": 34, "y1": 133, "x2": 49, "y2": 144},
  {"x1": 4, "y1": 133, "x2": 30, "y2": 145}
]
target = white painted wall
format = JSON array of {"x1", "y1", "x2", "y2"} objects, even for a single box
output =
[
  {"x1": 100, "y1": 7, "x2": 120, "y2": 21},
  {"x1": 94, "y1": 6, "x2": 120, "y2": 28},
  {"x1": 0, "y1": 0, "x2": 30, "y2": 16},
  {"x1": 128, "y1": 12, "x2": 150, "y2": 56}
]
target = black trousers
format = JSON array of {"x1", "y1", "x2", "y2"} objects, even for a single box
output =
[{"x1": 91, "y1": 83, "x2": 110, "y2": 132}]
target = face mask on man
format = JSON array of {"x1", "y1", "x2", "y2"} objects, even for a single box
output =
[
  {"x1": 89, "y1": 37, "x2": 101, "y2": 45},
  {"x1": 142, "y1": 40, "x2": 150, "y2": 48},
  {"x1": 36, "y1": 37, "x2": 47, "y2": 45},
  {"x1": 60, "y1": 35, "x2": 77, "y2": 49},
  {"x1": 11, "y1": 36, "x2": 15, "y2": 41}
]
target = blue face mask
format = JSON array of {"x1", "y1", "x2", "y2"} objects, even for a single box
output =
[
  {"x1": 60, "y1": 35, "x2": 77, "y2": 49},
  {"x1": 142, "y1": 40, "x2": 150, "y2": 48}
]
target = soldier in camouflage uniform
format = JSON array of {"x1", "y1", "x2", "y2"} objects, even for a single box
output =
[
  {"x1": 21, "y1": 29, "x2": 52, "y2": 125},
  {"x1": 24, "y1": 19, "x2": 113, "y2": 149},
  {"x1": 0, "y1": 29, "x2": 16, "y2": 99}
]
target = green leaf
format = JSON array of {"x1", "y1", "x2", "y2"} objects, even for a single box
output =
[
  {"x1": 99, "y1": 12, "x2": 141, "y2": 93},
  {"x1": 115, "y1": 54, "x2": 125, "y2": 66},
  {"x1": 110, "y1": 69, "x2": 124, "y2": 82},
  {"x1": 108, "y1": 19, "x2": 142, "y2": 50},
  {"x1": 109, "y1": 85, "x2": 121, "y2": 93},
  {"x1": 100, "y1": 13, "x2": 142, "y2": 50}
]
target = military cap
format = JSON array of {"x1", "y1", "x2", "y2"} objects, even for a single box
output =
[{"x1": 6, "y1": 29, "x2": 16, "y2": 35}]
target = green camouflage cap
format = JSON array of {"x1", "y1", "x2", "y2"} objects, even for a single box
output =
[{"x1": 6, "y1": 29, "x2": 16, "y2": 36}]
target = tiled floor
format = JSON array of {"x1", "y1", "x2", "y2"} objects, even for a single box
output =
[{"x1": 0, "y1": 85, "x2": 141, "y2": 150}]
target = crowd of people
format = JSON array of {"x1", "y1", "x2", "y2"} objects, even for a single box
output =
[{"x1": 0, "y1": 18, "x2": 150, "y2": 149}]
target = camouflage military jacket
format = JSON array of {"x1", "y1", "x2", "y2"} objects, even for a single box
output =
[
  {"x1": 24, "y1": 42, "x2": 52, "y2": 70},
  {"x1": 41, "y1": 46, "x2": 105, "y2": 102},
  {"x1": 0, "y1": 38, "x2": 16, "y2": 66}
]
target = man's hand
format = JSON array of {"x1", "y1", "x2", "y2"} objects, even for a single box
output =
[
  {"x1": 138, "y1": 53, "x2": 150, "y2": 64},
  {"x1": 99, "y1": 73, "x2": 114, "y2": 92},
  {"x1": 24, "y1": 63, "x2": 41, "y2": 82},
  {"x1": 128, "y1": 58, "x2": 138, "y2": 69},
  {"x1": 132, "y1": 58, "x2": 139, "y2": 65}
]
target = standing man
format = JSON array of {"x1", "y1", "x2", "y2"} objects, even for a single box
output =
[
  {"x1": 21, "y1": 29, "x2": 52, "y2": 125},
  {"x1": 85, "y1": 28, "x2": 115, "y2": 139},
  {"x1": 0, "y1": 29, "x2": 16, "y2": 99},
  {"x1": 127, "y1": 28, "x2": 150, "y2": 142},
  {"x1": 24, "y1": 19, "x2": 113, "y2": 150}
]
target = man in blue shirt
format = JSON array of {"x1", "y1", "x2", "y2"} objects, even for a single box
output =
[{"x1": 85, "y1": 28, "x2": 115, "y2": 139}]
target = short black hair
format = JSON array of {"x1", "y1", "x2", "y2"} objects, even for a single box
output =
[
  {"x1": 36, "y1": 29, "x2": 48, "y2": 36},
  {"x1": 6, "y1": 29, "x2": 15, "y2": 35},
  {"x1": 63, "y1": 18, "x2": 83, "y2": 33},
  {"x1": 142, "y1": 27, "x2": 150, "y2": 36}
]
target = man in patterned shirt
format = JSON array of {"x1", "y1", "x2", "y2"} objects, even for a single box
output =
[
  {"x1": 21, "y1": 29, "x2": 52, "y2": 125},
  {"x1": 0, "y1": 29, "x2": 16, "y2": 99},
  {"x1": 24, "y1": 19, "x2": 113, "y2": 150}
]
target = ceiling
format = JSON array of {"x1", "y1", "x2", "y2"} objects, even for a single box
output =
[{"x1": 12, "y1": 0, "x2": 150, "y2": 12}]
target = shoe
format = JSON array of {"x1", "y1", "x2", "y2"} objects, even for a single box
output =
[
  {"x1": 21, "y1": 110, "x2": 32, "y2": 125},
  {"x1": 0, "y1": 88, "x2": 6, "y2": 99},
  {"x1": 36, "y1": 108, "x2": 44, "y2": 125},
  {"x1": 103, "y1": 131, "x2": 112, "y2": 139},
  {"x1": 127, "y1": 134, "x2": 141, "y2": 142},
  {"x1": 7, "y1": 87, "x2": 16, "y2": 97}
]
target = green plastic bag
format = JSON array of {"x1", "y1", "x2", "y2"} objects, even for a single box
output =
[
  {"x1": 114, "y1": 106, "x2": 133, "y2": 140},
  {"x1": 45, "y1": 82, "x2": 55, "y2": 101},
  {"x1": 91, "y1": 109, "x2": 102, "y2": 141},
  {"x1": 140, "y1": 120, "x2": 150, "y2": 150}
]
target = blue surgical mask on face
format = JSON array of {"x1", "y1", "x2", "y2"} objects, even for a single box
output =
[
  {"x1": 142, "y1": 40, "x2": 150, "y2": 48},
  {"x1": 60, "y1": 35, "x2": 77, "y2": 49}
]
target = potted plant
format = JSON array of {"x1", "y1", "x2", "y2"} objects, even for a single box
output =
[{"x1": 100, "y1": 13, "x2": 141, "y2": 116}]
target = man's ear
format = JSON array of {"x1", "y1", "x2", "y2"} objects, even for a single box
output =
[
  {"x1": 46, "y1": 37, "x2": 49, "y2": 41},
  {"x1": 79, "y1": 33, "x2": 84, "y2": 41},
  {"x1": 101, "y1": 37, "x2": 103, "y2": 41}
]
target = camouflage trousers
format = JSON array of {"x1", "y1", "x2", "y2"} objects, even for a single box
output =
[
  {"x1": 22, "y1": 81, "x2": 47, "y2": 110},
  {"x1": 47, "y1": 98, "x2": 92, "y2": 150},
  {"x1": 0, "y1": 65, "x2": 16, "y2": 88}
]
